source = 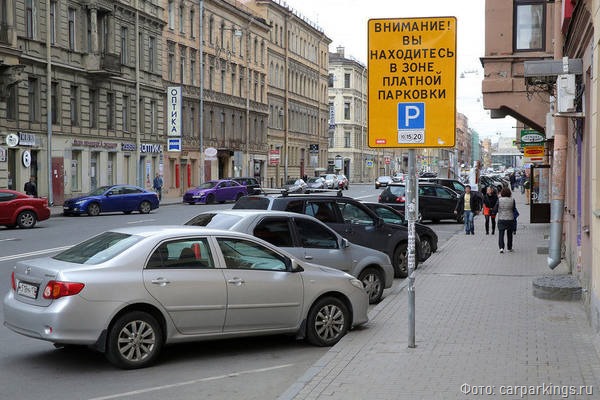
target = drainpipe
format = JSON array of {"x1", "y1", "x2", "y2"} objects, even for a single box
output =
[{"x1": 548, "y1": 0, "x2": 566, "y2": 269}]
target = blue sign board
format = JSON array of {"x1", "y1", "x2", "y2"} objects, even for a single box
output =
[{"x1": 168, "y1": 138, "x2": 181, "y2": 152}]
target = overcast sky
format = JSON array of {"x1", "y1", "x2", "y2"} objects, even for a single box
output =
[{"x1": 282, "y1": 0, "x2": 516, "y2": 140}]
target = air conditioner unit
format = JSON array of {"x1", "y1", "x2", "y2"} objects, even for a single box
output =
[
  {"x1": 545, "y1": 112, "x2": 554, "y2": 140},
  {"x1": 556, "y1": 74, "x2": 576, "y2": 113}
]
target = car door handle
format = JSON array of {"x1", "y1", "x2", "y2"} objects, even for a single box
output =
[
  {"x1": 151, "y1": 278, "x2": 170, "y2": 286},
  {"x1": 304, "y1": 255, "x2": 313, "y2": 260},
  {"x1": 227, "y1": 277, "x2": 245, "y2": 286}
]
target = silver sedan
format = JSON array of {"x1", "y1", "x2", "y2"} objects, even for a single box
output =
[
  {"x1": 3, "y1": 226, "x2": 369, "y2": 369},
  {"x1": 185, "y1": 210, "x2": 394, "y2": 304}
]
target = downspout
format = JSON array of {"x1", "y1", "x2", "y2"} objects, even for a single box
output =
[{"x1": 548, "y1": 0, "x2": 566, "y2": 269}]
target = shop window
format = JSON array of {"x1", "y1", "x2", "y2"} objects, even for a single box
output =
[{"x1": 71, "y1": 151, "x2": 81, "y2": 191}]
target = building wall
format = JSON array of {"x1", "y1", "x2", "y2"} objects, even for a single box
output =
[
  {"x1": 0, "y1": 0, "x2": 165, "y2": 203},
  {"x1": 327, "y1": 47, "x2": 372, "y2": 183}
]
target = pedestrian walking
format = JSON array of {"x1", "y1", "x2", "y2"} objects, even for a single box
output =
[
  {"x1": 24, "y1": 176, "x2": 37, "y2": 197},
  {"x1": 509, "y1": 172, "x2": 516, "y2": 191},
  {"x1": 482, "y1": 185, "x2": 498, "y2": 235},
  {"x1": 493, "y1": 187, "x2": 517, "y2": 253},
  {"x1": 454, "y1": 184, "x2": 483, "y2": 235},
  {"x1": 152, "y1": 173, "x2": 163, "y2": 201}
]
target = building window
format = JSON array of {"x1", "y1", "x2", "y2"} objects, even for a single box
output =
[
  {"x1": 328, "y1": 131, "x2": 334, "y2": 148},
  {"x1": 190, "y1": 50, "x2": 196, "y2": 85},
  {"x1": 180, "y1": 46, "x2": 186, "y2": 84},
  {"x1": 107, "y1": 92, "x2": 115, "y2": 130},
  {"x1": 168, "y1": 43, "x2": 175, "y2": 81},
  {"x1": 6, "y1": 84, "x2": 17, "y2": 120},
  {"x1": 209, "y1": 66, "x2": 214, "y2": 90},
  {"x1": 68, "y1": 8, "x2": 76, "y2": 50},
  {"x1": 514, "y1": 0, "x2": 545, "y2": 51},
  {"x1": 51, "y1": 82, "x2": 59, "y2": 124},
  {"x1": 149, "y1": 36, "x2": 155, "y2": 72},
  {"x1": 28, "y1": 77, "x2": 38, "y2": 122},
  {"x1": 122, "y1": 95, "x2": 130, "y2": 132},
  {"x1": 344, "y1": 131, "x2": 351, "y2": 148},
  {"x1": 150, "y1": 100, "x2": 156, "y2": 134},
  {"x1": 344, "y1": 102, "x2": 351, "y2": 120},
  {"x1": 70, "y1": 85, "x2": 79, "y2": 126},
  {"x1": 190, "y1": 107, "x2": 195, "y2": 137},
  {"x1": 87, "y1": 11, "x2": 92, "y2": 51},
  {"x1": 89, "y1": 88, "x2": 97, "y2": 128},
  {"x1": 138, "y1": 32, "x2": 144, "y2": 69},
  {"x1": 190, "y1": 9, "x2": 195, "y2": 37},
  {"x1": 121, "y1": 26, "x2": 128, "y2": 64},
  {"x1": 328, "y1": 73, "x2": 334, "y2": 88},
  {"x1": 138, "y1": 97, "x2": 144, "y2": 133},
  {"x1": 209, "y1": 16, "x2": 214, "y2": 44},
  {"x1": 25, "y1": 0, "x2": 35, "y2": 39},
  {"x1": 168, "y1": 1, "x2": 174, "y2": 30},
  {"x1": 221, "y1": 67, "x2": 225, "y2": 92},
  {"x1": 50, "y1": 1, "x2": 56, "y2": 44},
  {"x1": 344, "y1": 73, "x2": 350, "y2": 88},
  {"x1": 179, "y1": 4, "x2": 185, "y2": 33}
]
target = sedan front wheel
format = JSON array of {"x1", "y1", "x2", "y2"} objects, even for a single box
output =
[
  {"x1": 106, "y1": 311, "x2": 163, "y2": 369},
  {"x1": 306, "y1": 297, "x2": 350, "y2": 347},
  {"x1": 139, "y1": 201, "x2": 152, "y2": 214}
]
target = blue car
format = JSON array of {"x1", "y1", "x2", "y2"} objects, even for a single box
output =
[
  {"x1": 183, "y1": 179, "x2": 248, "y2": 204},
  {"x1": 63, "y1": 185, "x2": 160, "y2": 216}
]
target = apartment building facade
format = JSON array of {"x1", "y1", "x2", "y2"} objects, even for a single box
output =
[
  {"x1": 248, "y1": 0, "x2": 330, "y2": 187},
  {"x1": 0, "y1": 0, "x2": 166, "y2": 204},
  {"x1": 327, "y1": 46, "x2": 374, "y2": 183}
]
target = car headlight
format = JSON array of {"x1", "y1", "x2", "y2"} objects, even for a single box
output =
[
  {"x1": 74, "y1": 200, "x2": 86, "y2": 205},
  {"x1": 350, "y1": 278, "x2": 364, "y2": 289}
]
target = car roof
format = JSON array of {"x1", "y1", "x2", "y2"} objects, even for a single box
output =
[
  {"x1": 107, "y1": 225, "x2": 254, "y2": 238},
  {"x1": 194, "y1": 209, "x2": 310, "y2": 219}
]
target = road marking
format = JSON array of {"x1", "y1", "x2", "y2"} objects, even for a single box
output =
[
  {"x1": 0, "y1": 238, "x2": 19, "y2": 242},
  {"x1": 86, "y1": 363, "x2": 295, "y2": 400},
  {"x1": 127, "y1": 219, "x2": 156, "y2": 224},
  {"x1": 0, "y1": 246, "x2": 72, "y2": 262}
]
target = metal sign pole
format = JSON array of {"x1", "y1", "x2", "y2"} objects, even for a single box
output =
[{"x1": 407, "y1": 149, "x2": 417, "y2": 348}]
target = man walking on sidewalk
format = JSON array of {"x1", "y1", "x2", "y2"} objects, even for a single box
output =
[
  {"x1": 454, "y1": 184, "x2": 482, "y2": 235},
  {"x1": 153, "y1": 173, "x2": 163, "y2": 201}
]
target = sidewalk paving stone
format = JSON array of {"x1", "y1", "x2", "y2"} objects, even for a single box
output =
[{"x1": 279, "y1": 194, "x2": 600, "y2": 400}]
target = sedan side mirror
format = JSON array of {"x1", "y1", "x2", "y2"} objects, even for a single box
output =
[
  {"x1": 290, "y1": 259, "x2": 304, "y2": 272},
  {"x1": 341, "y1": 238, "x2": 350, "y2": 248}
]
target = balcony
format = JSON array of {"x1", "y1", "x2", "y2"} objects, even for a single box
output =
[
  {"x1": 83, "y1": 52, "x2": 121, "y2": 76},
  {"x1": 0, "y1": 23, "x2": 10, "y2": 44}
]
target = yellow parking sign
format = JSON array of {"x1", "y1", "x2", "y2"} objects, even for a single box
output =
[{"x1": 368, "y1": 17, "x2": 457, "y2": 148}]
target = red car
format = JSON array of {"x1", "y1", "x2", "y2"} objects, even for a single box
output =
[{"x1": 0, "y1": 189, "x2": 51, "y2": 228}]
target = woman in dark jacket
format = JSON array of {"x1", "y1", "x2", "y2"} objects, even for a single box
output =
[
  {"x1": 493, "y1": 187, "x2": 517, "y2": 253},
  {"x1": 482, "y1": 186, "x2": 498, "y2": 235}
]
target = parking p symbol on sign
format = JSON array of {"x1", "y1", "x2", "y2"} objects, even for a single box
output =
[{"x1": 397, "y1": 102, "x2": 425, "y2": 144}]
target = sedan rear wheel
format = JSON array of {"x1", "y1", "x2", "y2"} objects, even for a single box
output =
[
  {"x1": 87, "y1": 202, "x2": 100, "y2": 217},
  {"x1": 106, "y1": 311, "x2": 163, "y2": 369},
  {"x1": 17, "y1": 210, "x2": 37, "y2": 229},
  {"x1": 206, "y1": 194, "x2": 215, "y2": 204},
  {"x1": 139, "y1": 201, "x2": 152, "y2": 214},
  {"x1": 358, "y1": 267, "x2": 384, "y2": 304},
  {"x1": 306, "y1": 297, "x2": 349, "y2": 347}
]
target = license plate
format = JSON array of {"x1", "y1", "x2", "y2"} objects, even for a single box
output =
[{"x1": 17, "y1": 281, "x2": 39, "y2": 299}]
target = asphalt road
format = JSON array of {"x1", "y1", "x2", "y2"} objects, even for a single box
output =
[{"x1": 0, "y1": 184, "x2": 462, "y2": 400}]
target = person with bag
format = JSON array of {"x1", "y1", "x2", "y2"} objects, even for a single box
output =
[
  {"x1": 513, "y1": 202, "x2": 520, "y2": 235},
  {"x1": 482, "y1": 185, "x2": 498, "y2": 235},
  {"x1": 493, "y1": 187, "x2": 516, "y2": 253}
]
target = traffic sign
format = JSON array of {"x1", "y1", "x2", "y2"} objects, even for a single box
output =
[{"x1": 368, "y1": 17, "x2": 457, "y2": 148}]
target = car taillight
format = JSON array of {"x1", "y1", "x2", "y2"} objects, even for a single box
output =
[
  {"x1": 42, "y1": 281, "x2": 85, "y2": 299},
  {"x1": 11, "y1": 271, "x2": 16, "y2": 291},
  {"x1": 396, "y1": 196, "x2": 405, "y2": 203}
]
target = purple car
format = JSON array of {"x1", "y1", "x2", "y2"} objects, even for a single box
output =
[{"x1": 183, "y1": 180, "x2": 248, "y2": 204}]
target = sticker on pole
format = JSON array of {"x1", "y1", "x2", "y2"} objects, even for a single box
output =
[{"x1": 398, "y1": 102, "x2": 425, "y2": 144}]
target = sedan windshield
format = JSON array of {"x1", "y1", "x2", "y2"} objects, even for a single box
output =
[
  {"x1": 53, "y1": 232, "x2": 142, "y2": 264},
  {"x1": 196, "y1": 182, "x2": 217, "y2": 189},
  {"x1": 185, "y1": 213, "x2": 243, "y2": 229},
  {"x1": 87, "y1": 186, "x2": 112, "y2": 196}
]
